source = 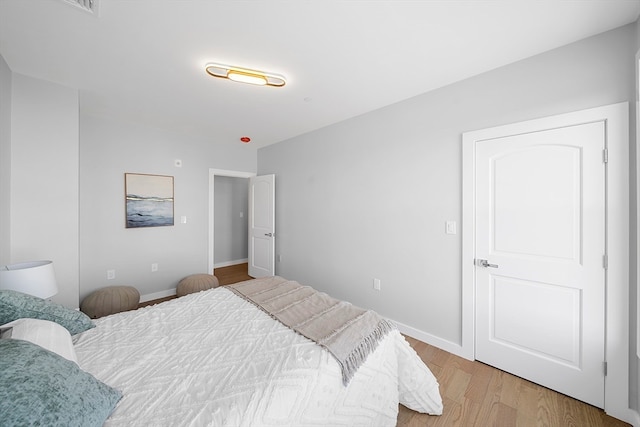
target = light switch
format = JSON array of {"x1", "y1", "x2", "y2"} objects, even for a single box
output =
[
  {"x1": 446, "y1": 221, "x2": 457, "y2": 235},
  {"x1": 181, "y1": 216, "x2": 187, "y2": 224}
]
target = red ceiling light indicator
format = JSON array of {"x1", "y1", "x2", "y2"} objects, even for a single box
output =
[{"x1": 240, "y1": 136, "x2": 251, "y2": 144}]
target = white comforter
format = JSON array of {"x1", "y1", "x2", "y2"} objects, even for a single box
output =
[{"x1": 73, "y1": 287, "x2": 442, "y2": 426}]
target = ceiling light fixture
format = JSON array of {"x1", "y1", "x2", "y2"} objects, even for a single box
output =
[{"x1": 205, "y1": 63, "x2": 286, "y2": 87}]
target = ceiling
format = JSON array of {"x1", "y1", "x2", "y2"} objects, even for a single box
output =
[{"x1": 1, "y1": 0, "x2": 639, "y2": 149}]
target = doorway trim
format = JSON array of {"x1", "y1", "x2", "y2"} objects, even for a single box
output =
[
  {"x1": 461, "y1": 102, "x2": 630, "y2": 422},
  {"x1": 208, "y1": 168, "x2": 256, "y2": 275}
]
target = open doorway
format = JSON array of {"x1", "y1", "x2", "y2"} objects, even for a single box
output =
[
  {"x1": 213, "y1": 176, "x2": 249, "y2": 268},
  {"x1": 208, "y1": 169, "x2": 255, "y2": 275}
]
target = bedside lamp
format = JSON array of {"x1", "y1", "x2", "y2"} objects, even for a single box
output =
[{"x1": 0, "y1": 260, "x2": 59, "y2": 299}]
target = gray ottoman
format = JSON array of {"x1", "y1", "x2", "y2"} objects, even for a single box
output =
[
  {"x1": 80, "y1": 285, "x2": 140, "y2": 319},
  {"x1": 176, "y1": 274, "x2": 219, "y2": 297}
]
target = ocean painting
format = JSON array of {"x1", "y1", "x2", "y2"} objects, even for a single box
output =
[{"x1": 125, "y1": 173, "x2": 174, "y2": 228}]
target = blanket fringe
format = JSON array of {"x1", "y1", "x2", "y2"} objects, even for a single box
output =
[{"x1": 339, "y1": 319, "x2": 396, "y2": 386}]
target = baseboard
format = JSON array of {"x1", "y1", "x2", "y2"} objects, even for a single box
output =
[
  {"x1": 615, "y1": 408, "x2": 640, "y2": 427},
  {"x1": 391, "y1": 318, "x2": 470, "y2": 360},
  {"x1": 214, "y1": 259, "x2": 248, "y2": 269},
  {"x1": 140, "y1": 288, "x2": 176, "y2": 303}
]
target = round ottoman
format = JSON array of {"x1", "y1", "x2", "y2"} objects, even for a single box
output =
[
  {"x1": 176, "y1": 274, "x2": 219, "y2": 297},
  {"x1": 80, "y1": 285, "x2": 140, "y2": 319}
]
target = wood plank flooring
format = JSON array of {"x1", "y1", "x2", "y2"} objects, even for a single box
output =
[
  {"x1": 140, "y1": 263, "x2": 629, "y2": 427},
  {"x1": 398, "y1": 335, "x2": 629, "y2": 427},
  {"x1": 214, "y1": 262, "x2": 253, "y2": 285}
]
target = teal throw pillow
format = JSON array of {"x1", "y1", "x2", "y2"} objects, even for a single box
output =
[
  {"x1": 0, "y1": 290, "x2": 94, "y2": 335},
  {"x1": 0, "y1": 339, "x2": 122, "y2": 427}
]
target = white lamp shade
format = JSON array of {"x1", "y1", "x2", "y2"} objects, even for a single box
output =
[{"x1": 0, "y1": 261, "x2": 59, "y2": 299}]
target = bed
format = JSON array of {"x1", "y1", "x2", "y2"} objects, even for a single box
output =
[{"x1": 0, "y1": 276, "x2": 443, "y2": 427}]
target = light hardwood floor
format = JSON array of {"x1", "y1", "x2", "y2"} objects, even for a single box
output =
[
  {"x1": 141, "y1": 263, "x2": 630, "y2": 427},
  {"x1": 398, "y1": 336, "x2": 629, "y2": 427}
]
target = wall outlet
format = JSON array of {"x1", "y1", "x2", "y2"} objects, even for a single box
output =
[
  {"x1": 151, "y1": 263, "x2": 158, "y2": 272},
  {"x1": 373, "y1": 278, "x2": 381, "y2": 291},
  {"x1": 107, "y1": 269, "x2": 115, "y2": 280}
]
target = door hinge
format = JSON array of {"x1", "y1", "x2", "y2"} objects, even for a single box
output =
[
  {"x1": 603, "y1": 254, "x2": 608, "y2": 270},
  {"x1": 603, "y1": 148, "x2": 608, "y2": 163},
  {"x1": 603, "y1": 361, "x2": 608, "y2": 376}
]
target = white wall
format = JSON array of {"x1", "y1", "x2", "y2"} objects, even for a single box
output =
[
  {"x1": 214, "y1": 176, "x2": 248, "y2": 266},
  {"x1": 0, "y1": 55, "x2": 11, "y2": 266},
  {"x1": 9, "y1": 73, "x2": 79, "y2": 308},
  {"x1": 79, "y1": 114, "x2": 256, "y2": 302},
  {"x1": 259, "y1": 25, "x2": 636, "y2": 348},
  {"x1": 634, "y1": 17, "x2": 640, "y2": 419}
]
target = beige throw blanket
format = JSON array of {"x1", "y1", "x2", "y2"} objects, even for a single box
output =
[{"x1": 228, "y1": 276, "x2": 396, "y2": 385}]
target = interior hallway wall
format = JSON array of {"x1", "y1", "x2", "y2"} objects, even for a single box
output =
[{"x1": 214, "y1": 176, "x2": 248, "y2": 266}]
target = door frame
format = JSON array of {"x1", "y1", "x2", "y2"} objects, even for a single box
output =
[
  {"x1": 208, "y1": 168, "x2": 256, "y2": 275},
  {"x1": 461, "y1": 102, "x2": 630, "y2": 422}
]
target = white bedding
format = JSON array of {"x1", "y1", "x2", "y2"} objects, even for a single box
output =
[{"x1": 73, "y1": 286, "x2": 442, "y2": 426}]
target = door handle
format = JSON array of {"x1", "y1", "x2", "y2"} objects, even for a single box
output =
[
  {"x1": 264, "y1": 233, "x2": 274, "y2": 237},
  {"x1": 475, "y1": 259, "x2": 498, "y2": 268}
]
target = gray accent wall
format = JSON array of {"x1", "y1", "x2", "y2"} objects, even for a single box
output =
[
  {"x1": 214, "y1": 176, "x2": 248, "y2": 266},
  {"x1": 78, "y1": 114, "x2": 256, "y2": 302},
  {"x1": 258, "y1": 24, "x2": 637, "y2": 409}
]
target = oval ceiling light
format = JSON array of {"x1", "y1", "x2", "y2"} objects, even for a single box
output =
[
  {"x1": 228, "y1": 71, "x2": 267, "y2": 86},
  {"x1": 205, "y1": 63, "x2": 286, "y2": 87}
]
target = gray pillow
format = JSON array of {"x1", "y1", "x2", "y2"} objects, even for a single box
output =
[
  {"x1": 0, "y1": 339, "x2": 122, "y2": 427},
  {"x1": 0, "y1": 290, "x2": 94, "y2": 335}
]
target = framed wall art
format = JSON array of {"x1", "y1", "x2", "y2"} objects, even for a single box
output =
[{"x1": 125, "y1": 173, "x2": 174, "y2": 228}]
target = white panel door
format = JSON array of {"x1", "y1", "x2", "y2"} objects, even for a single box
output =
[
  {"x1": 248, "y1": 174, "x2": 275, "y2": 278},
  {"x1": 475, "y1": 122, "x2": 605, "y2": 407}
]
